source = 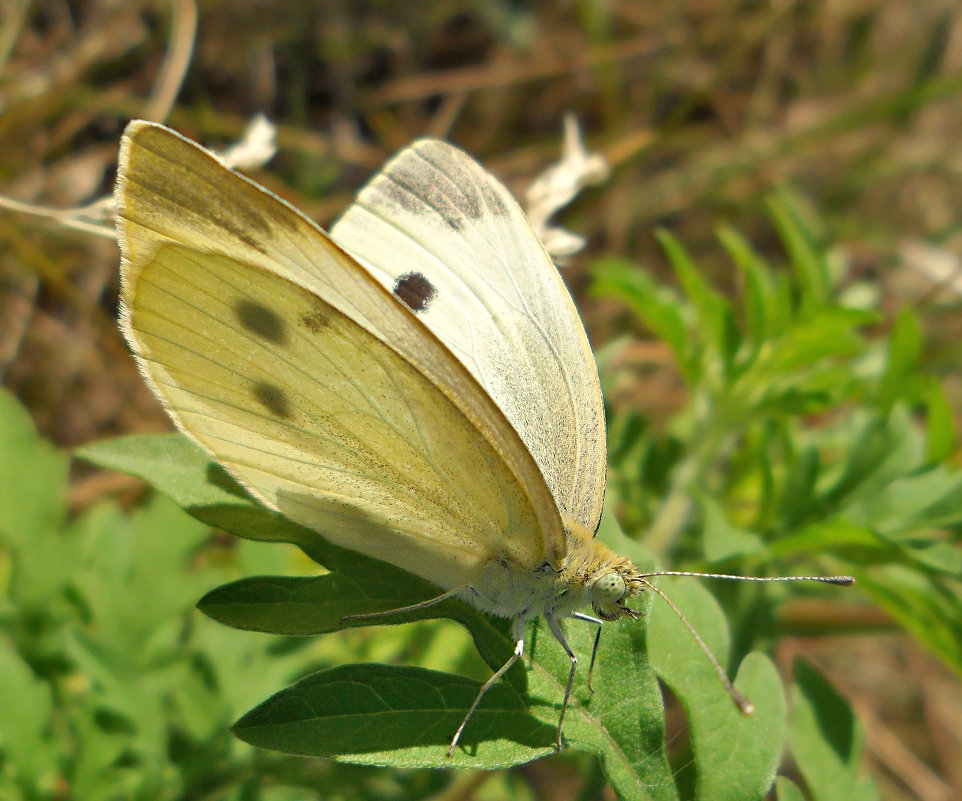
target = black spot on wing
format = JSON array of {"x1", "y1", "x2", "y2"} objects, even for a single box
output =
[
  {"x1": 235, "y1": 299, "x2": 287, "y2": 344},
  {"x1": 393, "y1": 272, "x2": 437, "y2": 313},
  {"x1": 252, "y1": 382, "x2": 292, "y2": 419}
]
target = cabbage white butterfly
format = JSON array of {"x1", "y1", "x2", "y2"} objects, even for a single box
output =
[{"x1": 115, "y1": 120, "x2": 851, "y2": 755}]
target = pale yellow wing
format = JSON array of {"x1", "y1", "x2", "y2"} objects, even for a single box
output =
[
  {"x1": 330, "y1": 140, "x2": 606, "y2": 533},
  {"x1": 115, "y1": 120, "x2": 565, "y2": 589}
]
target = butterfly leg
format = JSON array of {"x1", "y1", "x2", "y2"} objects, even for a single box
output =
[
  {"x1": 340, "y1": 585, "x2": 467, "y2": 626},
  {"x1": 448, "y1": 616, "x2": 525, "y2": 757},
  {"x1": 544, "y1": 613, "x2": 578, "y2": 751},
  {"x1": 569, "y1": 611, "x2": 604, "y2": 694}
]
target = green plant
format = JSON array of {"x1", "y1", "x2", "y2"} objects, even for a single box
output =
[
  {"x1": 0, "y1": 390, "x2": 456, "y2": 801},
  {"x1": 69, "y1": 188, "x2": 962, "y2": 800}
]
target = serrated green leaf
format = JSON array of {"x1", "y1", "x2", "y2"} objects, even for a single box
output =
[
  {"x1": 769, "y1": 519, "x2": 883, "y2": 561},
  {"x1": 823, "y1": 408, "x2": 924, "y2": 509},
  {"x1": 850, "y1": 464, "x2": 962, "y2": 538}
]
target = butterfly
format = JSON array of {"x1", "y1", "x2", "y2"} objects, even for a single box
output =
[{"x1": 115, "y1": 120, "x2": 851, "y2": 755}]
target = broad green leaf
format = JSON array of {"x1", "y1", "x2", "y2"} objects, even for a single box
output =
[
  {"x1": 233, "y1": 663, "x2": 553, "y2": 768},
  {"x1": 78, "y1": 434, "x2": 369, "y2": 571},
  {"x1": 648, "y1": 578, "x2": 786, "y2": 801},
  {"x1": 789, "y1": 660, "x2": 878, "y2": 801}
]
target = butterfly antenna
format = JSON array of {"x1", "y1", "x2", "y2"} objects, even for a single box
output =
[
  {"x1": 640, "y1": 571, "x2": 854, "y2": 714},
  {"x1": 642, "y1": 571, "x2": 854, "y2": 587}
]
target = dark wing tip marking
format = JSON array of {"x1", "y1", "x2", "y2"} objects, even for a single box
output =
[
  {"x1": 252, "y1": 381, "x2": 293, "y2": 419},
  {"x1": 393, "y1": 272, "x2": 437, "y2": 313},
  {"x1": 235, "y1": 299, "x2": 287, "y2": 344}
]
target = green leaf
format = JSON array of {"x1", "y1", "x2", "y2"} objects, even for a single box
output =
[
  {"x1": 775, "y1": 777, "x2": 808, "y2": 801},
  {"x1": 879, "y1": 308, "x2": 921, "y2": 410},
  {"x1": 849, "y1": 464, "x2": 962, "y2": 539},
  {"x1": 656, "y1": 229, "x2": 738, "y2": 372},
  {"x1": 767, "y1": 191, "x2": 830, "y2": 309},
  {"x1": 854, "y1": 567, "x2": 962, "y2": 675},
  {"x1": 919, "y1": 376, "x2": 956, "y2": 463},
  {"x1": 789, "y1": 660, "x2": 878, "y2": 801},
  {"x1": 0, "y1": 388, "x2": 67, "y2": 541},
  {"x1": 591, "y1": 257, "x2": 692, "y2": 381},
  {"x1": 716, "y1": 224, "x2": 775, "y2": 351},
  {"x1": 776, "y1": 445, "x2": 821, "y2": 529},
  {"x1": 697, "y1": 493, "x2": 766, "y2": 562},
  {"x1": 770, "y1": 519, "x2": 882, "y2": 562},
  {"x1": 0, "y1": 649, "x2": 56, "y2": 787},
  {"x1": 765, "y1": 308, "x2": 875, "y2": 374},
  {"x1": 233, "y1": 663, "x2": 554, "y2": 768},
  {"x1": 77, "y1": 433, "x2": 362, "y2": 569},
  {"x1": 822, "y1": 409, "x2": 923, "y2": 510},
  {"x1": 82, "y1": 434, "x2": 679, "y2": 794},
  {"x1": 648, "y1": 578, "x2": 786, "y2": 801},
  {"x1": 200, "y1": 572, "x2": 467, "y2": 636}
]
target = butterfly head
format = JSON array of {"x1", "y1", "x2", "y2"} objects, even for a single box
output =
[{"x1": 588, "y1": 557, "x2": 645, "y2": 621}]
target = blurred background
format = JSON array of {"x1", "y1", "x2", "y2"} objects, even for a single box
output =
[{"x1": 1, "y1": 1, "x2": 961, "y2": 799}]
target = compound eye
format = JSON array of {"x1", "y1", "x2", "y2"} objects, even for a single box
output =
[{"x1": 591, "y1": 572, "x2": 626, "y2": 604}]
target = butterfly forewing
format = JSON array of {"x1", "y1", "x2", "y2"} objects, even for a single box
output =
[
  {"x1": 116, "y1": 121, "x2": 566, "y2": 586},
  {"x1": 330, "y1": 140, "x2": 606, "y2": 533}
]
